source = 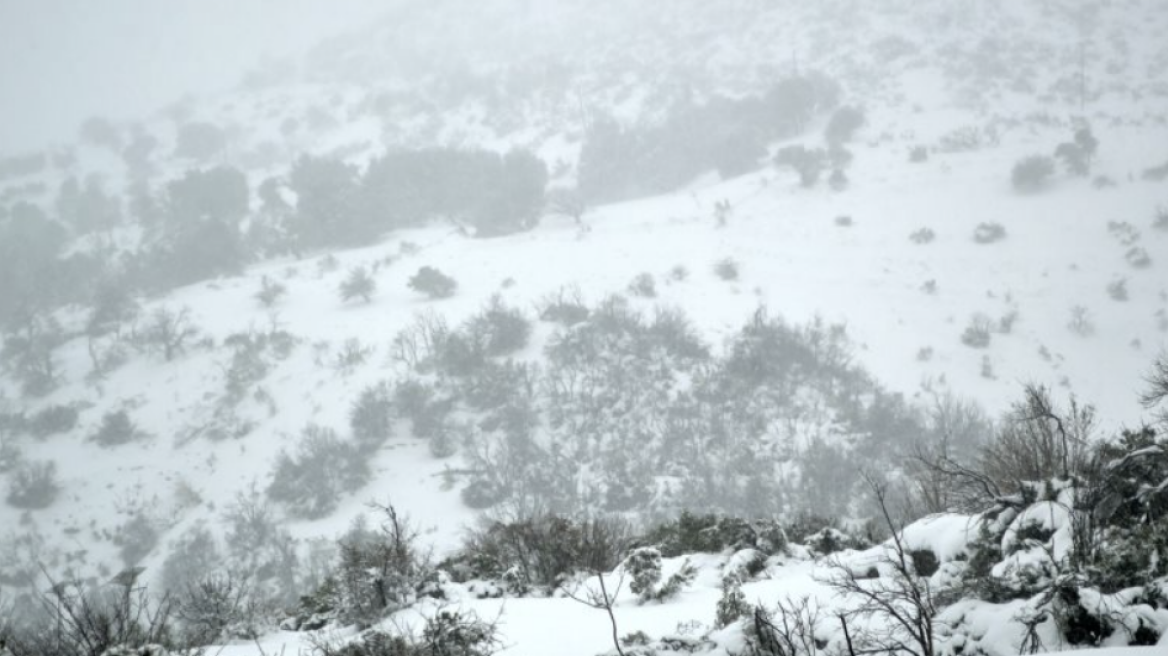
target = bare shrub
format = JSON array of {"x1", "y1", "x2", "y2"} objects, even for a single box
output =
[
  {"x1": 333, "y1": 503, "x2": 431, "y2": 628},
  {"x1": 173, "y1": 572, "x2": 261, "y2": 645},
  {"x1": 135, "y1": 306, "x2": 198, "y2": 362},
  {"x1": 1067, "y1": 305, "x2": 1095, "y2": 337},
  {"x1": 980, "y1": 385, "x2": 1096, "y2": 494},
  {"x1": 254, "y1": 275, "x2": 287, "y2": 308},
  {"x1": 4, "y1": 570, "x2": 173, "y2": 656},
  {"x1": 536, "y1": 286, "x2": 589, "y2": 326},
  {"x1": 960, "y1": 314, "x2": 993, "y2": 348},
  {"x1": 821, "y1": 474, "x2": 941, "y2": 656},
  {"x1": 455, "y1": 514, "x2": 633, "y2": 592}
]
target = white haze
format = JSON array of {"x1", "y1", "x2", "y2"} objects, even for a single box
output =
[{"x1": 0, "y1": 0, "x2": 388, "y2": 154}]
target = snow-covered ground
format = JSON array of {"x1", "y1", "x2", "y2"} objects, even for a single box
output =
[{"x1": 2, "y1": 1, "x2": 1168, "y2": 654}]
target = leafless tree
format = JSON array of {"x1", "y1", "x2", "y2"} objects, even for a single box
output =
[
  {"x1": 746, "y1": 596, "x2": 827, "y2": 656},
  {"x1": 980, "y1": 385, "x2": 1095, "y2": 493},
  {"x1": 547, "y1": 187, "x2": 589, "y2": 226},
  {"x1": 562, "y1": 570, "x2": 627, "y2": 656},
  {"x1": 821, "y1": 473, "x2": 940, "y2": 656},
  {"x1": 136, "y1": 306, "x2": 199, "y2": 362},
  {"x1": 4, "y1": 568, "x2": 174, "y2": 656},
  {"x1": 1141, "y1": 354, "x2": 1168, "y2": 425}
]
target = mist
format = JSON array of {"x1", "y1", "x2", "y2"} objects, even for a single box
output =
[
  {"x1": 0, "y1": 0, "x2": 388, "y2": 153},
  {"x1": 1, "y1": 1, "x2": 1167, "y2": 654}
]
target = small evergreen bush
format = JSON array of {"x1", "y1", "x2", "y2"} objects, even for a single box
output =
[
  {"x1": 91, "y1": 409, "x2": 141, "y2": 446},
  {"x1": 409, "y1": 266, "x2": 458, "y2": 299}
]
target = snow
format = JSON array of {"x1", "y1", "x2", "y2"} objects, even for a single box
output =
[{"x1": 3, "y1": 1, "x2": 1168, "y2": 654}]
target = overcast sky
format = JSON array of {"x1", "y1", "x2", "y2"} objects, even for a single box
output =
[{"x1": 0, "y1": 0, "x2": 389, "y2": 155}]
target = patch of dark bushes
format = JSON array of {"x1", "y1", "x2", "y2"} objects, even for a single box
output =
[
  {"x1": 267, "y1": 425, "x2": 370, "y2": 519},
  {"x1": 446, "y1": 514, "x2": 633, "y2": 592},
  {"x1": 636, "y1": 511, "x2": 787, "y2": 558}
]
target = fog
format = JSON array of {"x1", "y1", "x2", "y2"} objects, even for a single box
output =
[
  {"x1": 0, "y1": 0, "x2": 388, "y2": 153},
  {"x1": 2, "y1": 1, "x2": 1168, "y2": 653}
]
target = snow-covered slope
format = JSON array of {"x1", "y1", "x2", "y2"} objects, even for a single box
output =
[{"x1": 2, "y1": 1, "x2": 1168, "y2": 654}]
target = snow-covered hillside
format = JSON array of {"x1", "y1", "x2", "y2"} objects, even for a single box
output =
[{"x1": 2, "y1": 1, "x2": 1168, "y2": 655}]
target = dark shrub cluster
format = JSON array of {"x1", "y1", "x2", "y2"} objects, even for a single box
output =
[
  {"x1": 1011, "y1": 155, "x2": 1055, "y2": 191},
  {"x1": 267, "y1": 425, "x2": 370, "y2": 519},
  {"x1": 5, "y1": 458, "x2": 59, "y2": 509},
  {"x1": 90, "y1": 409, "x2": 142, "y2": 447},
  {"x1": 463, "y1": 296, "x2": 532, "y2": 357},
  {"x1": 438, "y1": 298, "x2": 918, "y2": 520},
  {"x1": 350, "y1": 382, "x2": 394, "y2": 453},
  {"x1": 636, "y1": 511, "x2": 787, "y2": 558},
  {"x1": 449, "y1": 514, "x2": 633, "y2": 592},
  {"x1": 26, "y1": 404, "x2": 79, "y2": 438},
  {"x1": 408, "y1": 266, "x2": 458, "y2": 299},
  {"x1": 578, "y1": 74, "x2": 839, "y2": 203}
]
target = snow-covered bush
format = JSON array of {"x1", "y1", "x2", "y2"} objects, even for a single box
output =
[
  {"x1": 322, "y1": 609, "x2": 499, "y2": 656},
  {"x1": 714, "y1": 577, "x2": 751, "y2": 628},
  {"x1": 332, "y1": 505, "x2": 430, "y2": 628},
  {"x1": 625, "y1": 547, "x2": 663, "y2": 600}
]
